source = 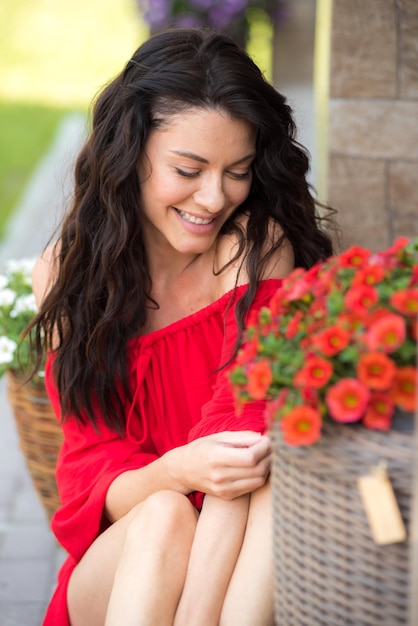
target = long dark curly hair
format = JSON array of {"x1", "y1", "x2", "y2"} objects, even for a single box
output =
[{"x1": 30, "y1": 28, "x2": 335, "y2": 431}]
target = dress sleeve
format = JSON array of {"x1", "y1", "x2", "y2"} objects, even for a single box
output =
[
  {"x1": 45, "y1": 355, "x2": 158, "y2": 562},
  {"x1": 188, "y1": 279, "x2": 282, "y2": 442}
]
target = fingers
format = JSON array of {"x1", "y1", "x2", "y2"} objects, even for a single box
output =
[
  {"x1": 213, "y1": 436, "x2": 271, "y2": 468},
  {"x1": 179, "y1": 432, "x2": 272, "y2": 499},
  {"x1": 208, "y1": 431, "x2": 269, "y2": 448}
]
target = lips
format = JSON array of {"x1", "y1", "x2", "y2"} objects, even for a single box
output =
[{"x1": 176, "y1": 209, "x2": 214, "y2": 225}]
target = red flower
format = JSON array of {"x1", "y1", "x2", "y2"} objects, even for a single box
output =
[
  {"x1": 339, "y1": 245, "x2": 371, "y2": 268},
  {"x1": 352, "y1": 264, "x2": 385, "y2": 288},
  {"x1": 391, "y1": 366, "x2": 417, "y2": 412},
  {"x1": 300, "y1": 386, "x2": 319, "y2": 407},
  {"x1": 282, "y1": 268, "x2": 314, "y2": 302},
  {"x1": 363, "y1": 392, "x2": 394, "y2": 431},
  {"x1": 411, "y1": 317, "x2": 418, "y2": 341},
  {"x1": 269, "y1": 287, "x2": 287, "y2": 317},
  {"x1": 390, "y1": 288, "x2": 418, "y2": 316},
  {"x1": 326, "y1": 378, "x2": 370, "y2": 422},
  {"x1": 264, "y1": 390, "x2": 289, "y2": 426},
  {"x1": 236, "y1": 338, "x2": 259, "y2": 365},
  {"x1": 280, "y1": 406, "x2": 322, "y2": 446},
  {"x1": 365, "y1": 313, "x2": 406, "y2": 353},
  {"x1": 312, "y1": 325, "x2": 351, "y2": 356},
  {"x1": 246, "y1": 359, "x2": 273, "y2": 400},
  {"x1": 285, "y1": 310, "x2": 303, "y2": 339},
  {"x1": 339, "y1": 311, "x2": 366, "y2": 333},
  {"x1": 357, "y1": 352, "x2": 396, "y2": 390},
  {"x1": 372, "y1": 237, "x2": 410, "y2": 269},
  {"x1": 411, "y1": 264, "x2": 418, "y2": 287},
  {"x1": 344, "y1": 285, "x2": 378, "y2": 313},
  {"x1": 294, "y1": 355, "x2": 333, "y2": 389}
]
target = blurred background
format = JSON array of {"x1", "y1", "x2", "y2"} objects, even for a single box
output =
[
  {"x1": 0, "y1": 0, "x2": 148, "y2": 261},
  {"x1": 0, "y1": 0, "x2": 316, "y2": 266}
]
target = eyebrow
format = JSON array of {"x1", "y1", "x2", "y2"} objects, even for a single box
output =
[{"x1": 169, "y1": 150, "x2": 256, "y2": 165}]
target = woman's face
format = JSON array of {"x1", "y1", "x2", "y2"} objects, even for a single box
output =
[{"x1": 138, "y1": 107, "x2": 256, "y2": 260}]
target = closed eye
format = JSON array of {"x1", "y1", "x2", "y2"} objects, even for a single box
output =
[
  {"x1": 228, "y1": 171, "x2": 250, "y2": 180},
  {"x1": 175, "y1": 168, "x2": 199, "y2": 178}
]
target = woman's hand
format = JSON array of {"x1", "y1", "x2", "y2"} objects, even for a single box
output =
[{"x1": 164, "y1": 431, "x2": 271, "y2": 500}]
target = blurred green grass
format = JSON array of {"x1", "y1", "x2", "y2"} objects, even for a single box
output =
[
  {"x1": 0, "y1": 0, "x2": 147, "y2": 241},
  {"x1": 0, "y1": 103, "x2": 71, "y2": 239}
]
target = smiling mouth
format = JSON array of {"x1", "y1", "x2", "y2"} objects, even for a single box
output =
[{"x1": 176, "y1": 209, "x2": 214, "y2": 225}]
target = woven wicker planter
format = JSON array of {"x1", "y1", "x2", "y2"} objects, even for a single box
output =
[
  {"x1": 271, "y1": 413, "x2": 415, "y2": 626},
  {"x1": 6, "y1": 370, "x2": 62, "y2": 521}
]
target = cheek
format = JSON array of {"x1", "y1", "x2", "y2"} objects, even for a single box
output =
[{"x1": 230, "y1": 181, "x2": 252, "y2": 205}]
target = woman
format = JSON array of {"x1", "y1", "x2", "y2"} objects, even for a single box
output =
[{"x1": 32, "y1": 28, "x2": 334, "y2": 625}]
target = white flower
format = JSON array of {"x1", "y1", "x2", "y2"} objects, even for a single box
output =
[
  {"x1": 10, "y1": 293, "x2": 38, "y2": 318},
  {"x1": 0, "y1": 274, "x2": 8, "y2": 290},
  {"x1": 5, "y1": 257, "x2": 36, "y2": 286},
  {"x1": 0, "y1": 288, "x2": 16, "y2": 307},
  {"x1": 0, "y1": 336, "x2": 17, "y2": 364}
]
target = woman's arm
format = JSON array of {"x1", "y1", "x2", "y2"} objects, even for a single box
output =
[{"x1": 104, "y1": 430, "x2": 271, "y2": 522}]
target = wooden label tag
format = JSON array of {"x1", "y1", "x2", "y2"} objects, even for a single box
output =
[{"x1": 358, "y1": 464, "x2": 407, "y2": 545}]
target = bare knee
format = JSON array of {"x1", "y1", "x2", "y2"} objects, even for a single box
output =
[{"x1": 124, "y1": 490, "x2": 198, "y2": 550}]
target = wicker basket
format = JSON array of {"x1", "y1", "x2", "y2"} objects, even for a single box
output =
[
  {"x1": 6, "y1": 370, "x2": 62, "y2": 521},
  {"x1": 271, "y1": 414, "x2": 415, "y2": 626}
]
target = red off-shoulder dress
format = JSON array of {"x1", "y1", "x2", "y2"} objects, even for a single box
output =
[{"x1": 42, "y1": 279, "x2": 281, "y2": 625}]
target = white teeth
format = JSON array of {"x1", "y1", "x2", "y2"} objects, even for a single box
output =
[{"x1": 177, "y1": 210, "x2": 213, "y2": 225}]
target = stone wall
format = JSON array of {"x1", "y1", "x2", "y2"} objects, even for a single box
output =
[{"x1": 326, "y1": 0, "x2": 418, "y2": 251}]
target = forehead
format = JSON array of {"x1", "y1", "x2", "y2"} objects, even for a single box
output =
[{"x1": 148, "y1": 107, "x2": 256, "y2": 153}]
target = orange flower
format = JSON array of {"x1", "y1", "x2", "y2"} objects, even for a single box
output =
[
  {"x1": 312, "y1": 325, "x2": 351, "y2": 356},
  {"x1": 363, "y1": 392, "x2": 394, "y2": 430},
  {"x1": 246, "y1": 359, "x2": 273, "y2": 400},
  {"x1": 339, "y1": 245, "x2": 371, "y2": 268},
  {"x1": 344, "y1": 285, "x2": 378, "y2": 313},
  {"x1": 357, "y1": 352, "x2": 396, "y2": 390},
  {"x1": 391, "y1": 366, "x2": 417, "y2": 412},
  {"x1": 294, "y1": 356, "x2": 333, "y2": 389},
  {"x1": 280, "y1": 406, "x2": 322, "y2": 446},
  {"x1": 365, "y1": 313, "x2": 406, "y2": 353},
  {"x1": 390, "y1": 288, "x2": 418, "y2": 316},
  {"x1": 326, "y1": 378, "x2": 370, "y2": 422}
]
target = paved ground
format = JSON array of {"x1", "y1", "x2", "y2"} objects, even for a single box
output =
[
  {"x1": 0, "y1": 113, "x2": 86, "y2": 626},
  {"x1": 0, "y1": 88, "x2": 314, "y2": 625}
]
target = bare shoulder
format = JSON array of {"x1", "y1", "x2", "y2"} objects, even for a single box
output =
[
  {"x1": 263, "y1": 220, "x2": 295, "y2": 279},
  {"x1": 32, "y1": 243, "x2": 60, "y2": 307},
  {"x1": 215, "y1": 215, "x2": 294, "y2": 293}
]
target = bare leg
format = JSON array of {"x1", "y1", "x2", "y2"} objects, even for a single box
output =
[
  {"x1": 220, "y1": 481, "x2": 275, "y2": 626},
  {"x1": 174, "y1": 494, "x2": 250, "y2": 626},
  {"x1": 67, "y1": 490, "x2": 197, "y2": 626}
]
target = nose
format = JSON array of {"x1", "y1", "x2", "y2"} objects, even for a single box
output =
[{"x1": 193, "y1": 174, "x2": 225, "y2": 214}]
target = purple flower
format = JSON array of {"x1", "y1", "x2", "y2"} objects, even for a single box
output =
[
  {"x1": 137, "y1": 0, "x2": 288, "y2": 30},
  {"x1": 176, "y1": 14, "x2": 204, "y2": 28},
  {"x1": 189, "y1": 0, "x2": 214, "y2": 10},
  {"x1": 138, "y1": 0, "x2": 171, "y2": 29}
]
